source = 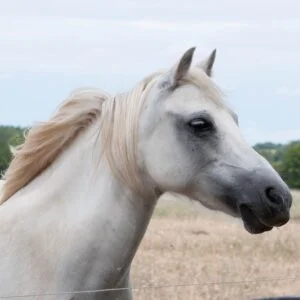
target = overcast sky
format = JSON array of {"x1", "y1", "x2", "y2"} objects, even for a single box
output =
[{"x1": 0, "y1": 0, "x2": 299, "y2": 145}]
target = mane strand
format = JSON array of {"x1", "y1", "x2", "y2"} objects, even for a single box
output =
[{"x1": 0, "y1": 89, "x2": 108, "y2": 204}]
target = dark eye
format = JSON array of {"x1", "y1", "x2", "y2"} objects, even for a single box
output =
[{"x1": 188, "y1": 118, "x2": 214, "y2": 134}]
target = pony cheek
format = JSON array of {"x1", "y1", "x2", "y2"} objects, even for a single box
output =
[{"x1": 144, "y1": 154, "x2": 192, "y2": 193}]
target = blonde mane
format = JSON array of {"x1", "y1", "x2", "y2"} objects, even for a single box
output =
[
  {"x1": 0, "y1": 68, "x2": 223, "y2": 204},
  {"x1": 0, "y1": 73, "x2": 161, "y2": 204},
  {"x1": 0, "y1": 88, "x2": 111, "y2": 203}
]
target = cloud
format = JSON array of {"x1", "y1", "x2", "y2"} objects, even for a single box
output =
[
  {"x1": 275, "y1": 86, "x2": 300, "y2": 97},
  {"x1": 0, "y1": 15, "x2": 300, "y2": 77},
  {"x1": 0, "y1": 0, "x2": 299, "y2": 144},
  {"x1": 243, "y1": 121, "x2": 300, "y2": 145},
  {"x1": 0, "y1": 73, "x2": 12, "y2": 80},
  {"x1": 1, "y1": 0, "x2": 300, "y2": 22},
  {"x1": 0, "y1": 16, "x2": 247, "y2": 75}
]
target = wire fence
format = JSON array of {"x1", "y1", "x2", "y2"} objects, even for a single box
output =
[{"x1": 1, "y1": 275, "x2": 299, "y2": 299}]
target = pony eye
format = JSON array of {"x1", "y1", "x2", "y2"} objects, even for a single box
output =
[{"x1": 188, "y1": 118, "x2": 213, "y2": 133}]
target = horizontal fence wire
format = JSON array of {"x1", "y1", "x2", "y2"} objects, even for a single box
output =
[{"x1": 0, "y1": 275, "x2": 300, "y2": 298}]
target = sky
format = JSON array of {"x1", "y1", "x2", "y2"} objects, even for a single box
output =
[{"x1": 0, "y1": 0, "x2": 299, "y2": 145}]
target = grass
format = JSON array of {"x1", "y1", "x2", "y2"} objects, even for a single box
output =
[
  {"x1": 131, "y1": 190, "x2": 300, "y2": 300},
  {"x1": 291, "y1": 190, "x2": 300, "y2": 219}
]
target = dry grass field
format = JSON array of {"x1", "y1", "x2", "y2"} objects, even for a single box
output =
[{"x1": 131, "y1": 190, "x2": 300, "y2": 300}]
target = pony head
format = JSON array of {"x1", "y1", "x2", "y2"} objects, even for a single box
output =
[{"x1": 138, "y1": 47, "x2": 292, "y2": 234}]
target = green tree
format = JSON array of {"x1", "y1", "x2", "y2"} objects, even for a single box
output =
[
  {"x1": 0, "y1": 126, "x2": 26, "y2": 177},
  {"x1": 280, "y1": 141, "x2": 300, "y2": 189}
]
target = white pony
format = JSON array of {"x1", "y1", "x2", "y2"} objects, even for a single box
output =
[{"x1": 0, "y1": 47, "x2": 292, "y2": 299}]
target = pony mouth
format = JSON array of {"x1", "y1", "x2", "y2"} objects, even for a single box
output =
[{"x1": 239, "y1": 204, "x2": 273, "y2": 234}]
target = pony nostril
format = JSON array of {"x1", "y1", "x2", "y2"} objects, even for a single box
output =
[{"x1": 265, "y1": 187, "x2": 283, "y2": 206}]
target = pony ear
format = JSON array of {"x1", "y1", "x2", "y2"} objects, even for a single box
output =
[
  {"x1": 160, "y1": 47, "x2": 196, "y2": 89},
  {"x1": 196, "y1": 49, "x2": 216, "y2": 77}
]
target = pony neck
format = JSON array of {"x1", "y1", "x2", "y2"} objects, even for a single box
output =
[
  {"x1": 8, "y1": 120, "x2": 158, "y2": 287},
  {"x1": 13, "y1": 118, "x2": 157, "y2": 204}
]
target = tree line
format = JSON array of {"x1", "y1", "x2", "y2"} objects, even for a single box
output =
[
  {"x1": 254, "y1": 141, "x2": 300, "y2": 189},
  {"x1": 0, "y1": 126, "x2": 27, "y2": 177},
  {"x1": 0, "y1": 125, "x2": 299, "y2": 189}
]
